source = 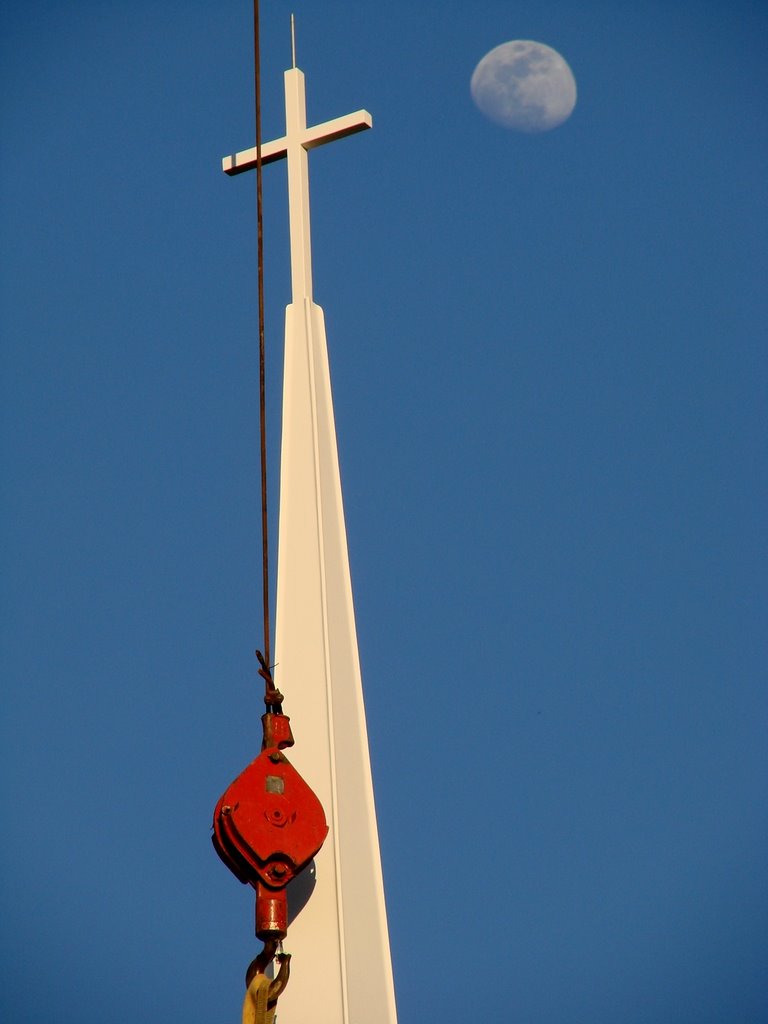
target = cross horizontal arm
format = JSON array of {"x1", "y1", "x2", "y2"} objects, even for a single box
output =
[
  {"x1": 222, "y1": 109, "x2": 372, "y2": 176},
  {"x1": 222, "y1": 134, "x2": 291, "y2": 174}
]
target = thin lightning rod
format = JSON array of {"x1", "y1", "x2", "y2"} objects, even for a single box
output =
[{"x1": 290, "y1": 13, "x2": 296, "y2": 68}]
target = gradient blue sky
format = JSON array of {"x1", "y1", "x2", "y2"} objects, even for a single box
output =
[{"x1": 2, "y1": 2, "x2": 767, "y2": 1022}]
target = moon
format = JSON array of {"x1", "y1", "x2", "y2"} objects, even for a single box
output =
[{"x1": 471, "y1": 40, "x2": 577, "y2": 133}]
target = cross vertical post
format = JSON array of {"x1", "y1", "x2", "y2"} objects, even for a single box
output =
[{"x1": 284, "y1": 68, "x2": 314, "y2": 302}]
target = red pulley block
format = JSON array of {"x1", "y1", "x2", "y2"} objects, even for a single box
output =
[{"x1": 212, "y1": 713, "x2": 328, "y2": 939}]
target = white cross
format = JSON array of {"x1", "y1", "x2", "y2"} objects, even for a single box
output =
[{"x1": 222, "y1": 67, "x2": 372, "y2": 303}]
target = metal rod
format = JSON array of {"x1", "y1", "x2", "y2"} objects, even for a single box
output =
[
  {"x1": 253, "y1": 0, "x2": 271, "y2": 671},
  {"x1": 290, "y1": 13, "x2": 296, "y2": 69}
]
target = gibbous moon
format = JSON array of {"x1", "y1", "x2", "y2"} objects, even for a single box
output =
[{"x1": 471, "y1": 40, "x2": 577, "y2": 133}]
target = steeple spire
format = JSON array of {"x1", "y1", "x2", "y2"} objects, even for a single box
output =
[{"x1": 220, "y1": 49, "x2": 397, "y2": 1024}]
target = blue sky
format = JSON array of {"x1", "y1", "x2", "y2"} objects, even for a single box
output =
[{"x1": 2, "y1": 2, "x2": 767, "y2": 1022}]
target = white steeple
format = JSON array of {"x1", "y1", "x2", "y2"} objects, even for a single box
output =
[{"x1": 222, "y1": 62, "x2": 397, "y2": 1024}]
